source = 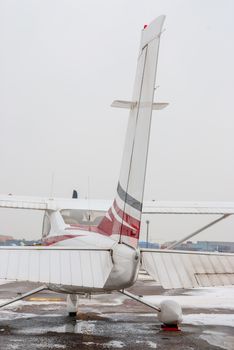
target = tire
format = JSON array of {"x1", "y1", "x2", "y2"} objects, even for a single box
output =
[{"x1": 68, "y1": 312, "x2": 77, "y2": 317}]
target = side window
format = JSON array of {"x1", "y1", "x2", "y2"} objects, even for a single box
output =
[
  {"x1": 42, "y1": 213, "x2": 51, "y2": 238},
  {"x1": 60, "y1": 209, "x2": 105, "y2": 226}
]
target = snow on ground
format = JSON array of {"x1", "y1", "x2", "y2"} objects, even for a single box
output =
[
  {"x1": 0, "y1": 286, "x2": 234, "y2": 334},
  {"x1": 83, "y1": 341, "x2": 126, "y2": 349},
  {"x1": 103, "y1": 341, "x2": 125, "y2": 348},
  {"x1": 183, "y1": 314, "x2": 234, "y2": 327},
  {"x1": 79, "y1": 296, "x2": 124, "y2": 307},
  {"x1": 144, "y1": 287, "x2": 234, "y2": 310},
  {"x1": 184, "y1": 286, "x2": 234, "y2": 298},
  {"x1": 200, "y1": 330, "x2": 234, "y2": 350},
  {"x1": 136, "y1": 340, "x2": 157, "y2": 349},
  {"x1": 0, "y1": 299, "x2": 66, "y2": 310},
  {"x1": 143, "y1": 287, "x2": 234, "y2": 329},
  {"x1": 0, "y1": 310, "x2": 62, "y2": 322},
  {"x1": 0, "y1": 280, "x2": 11, "y2": 286}
]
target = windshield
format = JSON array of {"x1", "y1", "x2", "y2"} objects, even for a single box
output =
[{"x1": 60, "y1": 209, "x2": 105, "y2": 226}]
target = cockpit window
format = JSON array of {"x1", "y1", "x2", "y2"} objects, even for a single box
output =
[{"x1": 60, "y1": 209, "x2": 105, "y2": 226}]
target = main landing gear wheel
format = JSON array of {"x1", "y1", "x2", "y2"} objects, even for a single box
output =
[
  {"x1": 119, "y1": 290, "x2": 182, "y2": 331},
  {"x1": 158, "y1": 300, "x2": 182, "y2": 331},
  {"x1": 66, "y1": 294, "x2": 79, "y2": 317}
]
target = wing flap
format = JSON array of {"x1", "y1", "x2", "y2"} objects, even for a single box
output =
[
  {"x1": 141, "y1": 249, "x2": 234, "y2": 289},
  {"x1": 0, "y1": 247, "x2": 113, "y2": 289}
]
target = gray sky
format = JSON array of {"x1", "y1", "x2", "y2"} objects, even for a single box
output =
[{"x1": 0, "y1": 0, "x2": 234, "y2": 242}]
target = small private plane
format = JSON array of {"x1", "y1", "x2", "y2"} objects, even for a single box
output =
[{"x1": 0, "y1": 16, "x2": 234, "y2": 330}]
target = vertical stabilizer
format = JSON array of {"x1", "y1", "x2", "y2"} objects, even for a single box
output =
[{"x1": 99, "y1": 16, "x2": 165, "y2": 247}]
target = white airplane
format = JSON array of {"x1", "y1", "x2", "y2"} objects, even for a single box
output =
[{"x1": 0, "y1": 15, "x2": 234, "y2": 330}]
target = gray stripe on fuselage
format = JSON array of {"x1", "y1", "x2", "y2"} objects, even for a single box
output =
[{"x1": 117, "y1": 182, "x2": 142, "y2": 212}]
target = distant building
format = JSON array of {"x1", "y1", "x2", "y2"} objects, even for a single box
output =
[
  {"x1": 175, "y1": 240, "x2": 234, "y2": 253},
  {"x1": 148, "y1": 240, "x2": 234, "y2": 253},
  {"x1": 161, "y1": 241, "x2": 176, "y2": 249},
  {"x1": 0, "y1": 235, "x2": 14, "y2": 242},
  {"x1": 0, "y1": 237, "x2": 41, "y2": 246},
  {"x1": 139, "y1": 241, "x2": 160, "y2": 249}
]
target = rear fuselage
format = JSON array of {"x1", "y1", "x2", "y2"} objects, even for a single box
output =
[
  {"x1": 46, "y1": 232, "x2": 140, "y2": 294},
  {"x1": 41, "y1": 209, "x2": 140, "y2": 293}
]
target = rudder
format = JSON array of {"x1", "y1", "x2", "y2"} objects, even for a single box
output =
[{"x1": 98, "y1": 16, "x2": 165, "y2": 247}]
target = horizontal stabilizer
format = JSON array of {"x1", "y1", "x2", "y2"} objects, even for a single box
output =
[
  {"x1": 111, "y1": 100, "x2": 169, "y2": 110},
  {"x1": 0, "y1": 247, "x2": 113, "y2": 289},
  {"x1": 141, "y1": 249, "x2": 234, "y2": 289}
]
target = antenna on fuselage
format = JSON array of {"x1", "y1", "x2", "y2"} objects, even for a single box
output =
[
  {"x1": 49, "y1": 171, "x2": 55, "y2": 199},
  {"x1": 85, "y1": 176, "x2": 91, "y2": 224},
  {"x1": 72, "y1": 190, "x2": 78, "y2": 199}
]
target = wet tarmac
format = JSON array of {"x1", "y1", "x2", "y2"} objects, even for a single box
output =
[{"x1": 0, "y1": 276, "x2": 233, "y2": 350}]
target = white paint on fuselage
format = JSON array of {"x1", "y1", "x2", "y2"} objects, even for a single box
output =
[
  {"x1": 54, "y1": 230, "x2": 116, "y2": 250},
  {"x1": 44, "y1": 209, "x2": 140, "y2": 294},
  {"x1": 47, "y1": 233, "x2": 140, "y2": 294}
]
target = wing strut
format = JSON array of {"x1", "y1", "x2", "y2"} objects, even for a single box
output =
[
  {"x1": 119, "y1": 289, "x2": 160, "y2": 312},
  {"x1": 167, "y1": 214, "x2": 230, "y2": 249},
  {"x1": 0, "y1": 285, "x2": 47, "y2": 309},
  {"x1": 119, "y1": 289, "x2": 182, "y2": 329}
]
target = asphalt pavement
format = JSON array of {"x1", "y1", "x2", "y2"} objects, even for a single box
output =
[{"x1": 0, "y1": 276, "x2": 233, "y2": 350}]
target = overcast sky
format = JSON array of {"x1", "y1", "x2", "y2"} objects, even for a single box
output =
[{"x1": 0, "y1": 0, "x2": 234, "y2": 242}]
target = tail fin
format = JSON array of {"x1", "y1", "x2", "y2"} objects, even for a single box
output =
[{"x1": 99, "y1": 16, "x2": 165, "y2": 247}]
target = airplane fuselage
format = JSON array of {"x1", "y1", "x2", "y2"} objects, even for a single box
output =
[{"x1": 40, "y1": 208, "x2": 141, "y2": 294}]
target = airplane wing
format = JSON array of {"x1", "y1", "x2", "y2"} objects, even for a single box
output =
[
  {"x1": 142, "y1": 201, "x2": 234, "y2": 215},
  {"x1": 1, "y1": 195, "x2": 234, "y2": 214},
  {"x1": 141, "y1": 249, "x2": 234, "y2": 289},
  {"x1": 0, "y1": 246, "x2": 113, "y2": 289},
  {"x1": 0, "y1": 195, "x2": 111, "y2": 211},
  {"x1": 0, "y1": 195, "x2": 58, "y2": 210}
]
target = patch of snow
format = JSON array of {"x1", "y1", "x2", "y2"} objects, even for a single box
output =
[
  {"x1": 75, "y1": 320, "x2": 97, "y2": 334},
  {"x1": 15, "y1": 326, "x2": 65, "y2": 335},
  {"x1": 13, "y1": 345, "x2": 64, "y2": 350},
  {"x1": 34, "y1": 345, "x2": 55, "y2": 349},
  {"x1": 146, "y1": 341, "x2": 157, "y2": 349},
  {"x1": 183, "y1": 314, "x2": 234, "y2": 327},
  {"x1": 0, "y1": 310, "x2": 40, "y2": 321},
  {"x1": 136, "y1": 340, "x2": 157, "y2": 348},
  {"x1": 80, "y1": 297, "x2": 124, "y2": 307},
  {"x1": 103, "y1": 340, "x2": 125, "y2": 348},
  {"x1": 0, "y1": 310, "x2": 62, "y2": 322},
  {"x1": 7, "y1": 345, "x2": 19, "y2": 350},
  {"x1": 144, "y1": 286, "x2": 234, "y2": 310},
  {"x1": 184, "y1": 286, "x2": 234, "y2": 298},
  {"x1": 0, "y1": 299, "x2": 65, "y2": 311},
  {"x1": 137, "y1": 273, "x2": 154, "y2": 281},
  {"x1": 200, "y1": 331, "x2": 234, "y2": 350},
  {"x1": 0, "y1": 280, "x2": 11, "y2": 286}
]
